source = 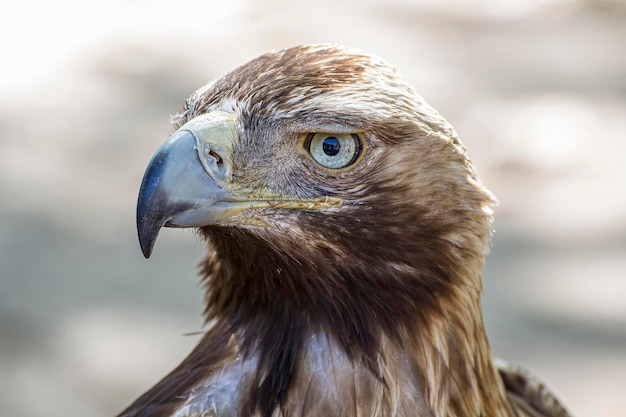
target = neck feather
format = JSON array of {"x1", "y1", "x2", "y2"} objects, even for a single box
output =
[{"x1": 198, "y1": 224, "x2": 512, "y2": 417}]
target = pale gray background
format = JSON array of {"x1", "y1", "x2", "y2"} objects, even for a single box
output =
[{"x1": 1, "y1": 1, "x2": 624, "y2": 416}]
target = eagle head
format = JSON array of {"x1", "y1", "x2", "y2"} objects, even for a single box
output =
[{"x1": 134, "y1": 44, "x2": 504, "y2": 417}]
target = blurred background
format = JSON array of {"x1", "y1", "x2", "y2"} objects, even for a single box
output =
[{"x1": 1, "y1": 0, "x2": 625, "y2": 416}]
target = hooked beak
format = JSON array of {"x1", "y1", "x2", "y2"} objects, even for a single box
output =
[{"x1": 136, "y1": 111, "x2": 238, "y2": 258}]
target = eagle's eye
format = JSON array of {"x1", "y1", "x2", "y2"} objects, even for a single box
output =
[{"x1": 305, "y1": 132, "x2": 362, "y2": 169}]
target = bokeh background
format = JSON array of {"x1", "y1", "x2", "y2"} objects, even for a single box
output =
[{"x1": 1, "y1": 0, "x2": 625, "y2": 416}]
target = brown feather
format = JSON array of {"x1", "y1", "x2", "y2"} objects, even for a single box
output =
[
  {"x1": 498, "y1": 360, "x2": 572, "y2": 417},
  {"x1": 120, "y1": 44, "x2": 572, "y2": 417}
]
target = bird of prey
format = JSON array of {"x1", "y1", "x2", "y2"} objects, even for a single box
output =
[{"x1": 121, "y1": 44, "x2": 572, "y2": 417}]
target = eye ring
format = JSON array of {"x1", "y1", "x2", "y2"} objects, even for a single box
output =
[{"x1": 304, "y1": 132, "x2": 363, "y2": 169}]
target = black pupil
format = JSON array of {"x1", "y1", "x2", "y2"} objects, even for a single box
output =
[{"x1": 322, "y1": 137, "x2": 341, "y2": 156}]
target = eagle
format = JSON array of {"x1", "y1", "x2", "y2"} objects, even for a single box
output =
[{"x1": 121, "y1": 44, "x2": 572, "y2": 417}]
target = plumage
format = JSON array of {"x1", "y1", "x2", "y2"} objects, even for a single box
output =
[{"x1": 121, "y1": 44, "x2": 572, "y2": 417}]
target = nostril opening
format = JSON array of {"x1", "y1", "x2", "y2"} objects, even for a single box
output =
[
  {"x1": 209, "y1": 150, "x2": 222, "y2": 165},
  {"x1": 199, "y1": 143, "x2": 227, "y2": 177}
]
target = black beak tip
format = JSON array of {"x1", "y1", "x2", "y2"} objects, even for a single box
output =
[
  {"x1": 140, "y1": 239, "x2": 153, "y2": 259},
  {"x1": 141, "y1": 246, "x2": 152, "y2": 259},
  {"x1": 136, "y1": 143, "x2": 171, "y2": 259},
  {"x1": 137, "y1": 216, "x2": 160, "y2": 259},
  {"x1": 137, "y1": 178, "x2": 168, "y2": 259}
]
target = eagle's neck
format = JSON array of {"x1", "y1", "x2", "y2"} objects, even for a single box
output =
[{"x1": 196, "y1": 226, "x2": 513, "y2": 417}]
